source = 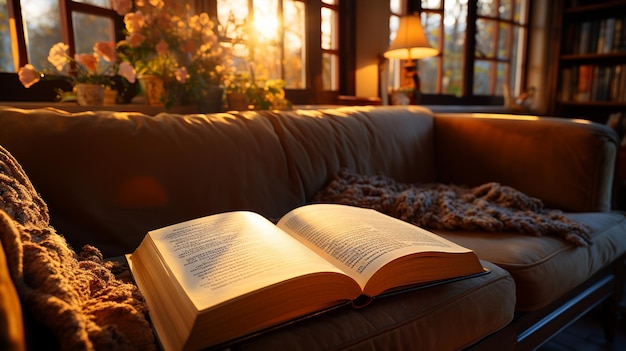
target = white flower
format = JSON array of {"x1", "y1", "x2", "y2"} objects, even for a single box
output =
[{"x1": 48, "y1": 42, "x2": 69, "y2": 72}]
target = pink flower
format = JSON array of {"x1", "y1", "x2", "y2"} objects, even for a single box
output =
[
  {"x1": 118, "y1": 62, "x2": 136, "y2": 83},
  {"x1": 94, "y1": 42, "x2": 116, "y2": 62},
  {"x1": 111, "y1": 0, "x2": 133, "y2": 16},
  {"x1": 126, "y1": 32, "x2": 146, "y2": 47},
  {"x1": 156, "y1": 40, "x2": 169, "y2": 56},
  {"x1": 48, "y1": 42, "x2": 69, "y2": 72},
  {"x1": 18, "y1": 64, "x2": 41, "y2": 88},
  {"x1": 180, "y1": 39, "x2": 196, "y2": 54},
  {"x1": 75, "y1": 53, "x2": 99, "y2": 73},
  {"x1": 175, "y1": 67, "x2": 189, "y2": 83}
]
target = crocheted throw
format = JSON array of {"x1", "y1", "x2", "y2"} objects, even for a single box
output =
[
  {"x1": 0, "y1": 145, "x2": 156, "y2": 351},
  {"x1": 313, "y1": 169, "x2": 592, "y2": 246}
]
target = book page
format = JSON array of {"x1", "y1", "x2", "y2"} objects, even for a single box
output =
[
  {"x1": 277, "y1": 204, "x2": 472, "y2": 289},
  {"x1": 147, "y1": 211, "x2": 348, "y2": 311}
]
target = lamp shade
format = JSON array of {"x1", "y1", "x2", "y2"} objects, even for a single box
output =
[{"x1": 384, "y1": 14, "x2": 439, "y2": 60}]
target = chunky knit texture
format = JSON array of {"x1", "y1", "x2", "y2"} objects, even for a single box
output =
[
  {"x1": 0, "y1": 146, "x2": 156, "y2": 351},
  {"x1": 313, "y1": 169, "x2": 592, "y2": 246}
]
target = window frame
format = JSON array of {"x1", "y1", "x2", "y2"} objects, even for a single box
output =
[
  {"x1": 406, "y1": 0, "x2": 531, "y2": 106},
  {"x1": 4, "y1": 0, "x2": 353, "y2": 105}
]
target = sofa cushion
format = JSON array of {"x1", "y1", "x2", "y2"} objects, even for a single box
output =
[
  {"x1": 437, "y1": 211, "x2": 626, "y2": 311},
  {"x1": 230, "y1": 260, "x2": 515, "y2": 350},
  {"x1": 0, "y1": 107, "x2": 305, "y2": 257},
  {"x1": 266, "y1": 106, "x2": 437, "y2": 201}
]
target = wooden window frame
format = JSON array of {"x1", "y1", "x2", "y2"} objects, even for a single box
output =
[
  {"x1": 5, "y1": 0, "x2": 355, "y2": 105},
  {"x1": 407, "y1": 0, "x2": 531, "y2": 106}
]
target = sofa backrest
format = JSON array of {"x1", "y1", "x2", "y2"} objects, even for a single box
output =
[
  {"x1": 266, "y1": 106, "x2": 437, "y2": 200},
  {"x1": 0, "y1": 106, "x2": 437, "y2": 257}
]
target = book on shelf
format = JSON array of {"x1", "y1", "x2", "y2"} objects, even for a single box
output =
[
  {"x1": 560, "y1": 64, "x2": 626, "y2": 103},
  {"x1": 127, "y1": 203, "x2": 486, "y2": 351},
  {"x1": 568, "y1": 17, "x2": 626, "y2": 54}
]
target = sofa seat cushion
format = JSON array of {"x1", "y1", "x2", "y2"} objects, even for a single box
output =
[
  {"x1": 436, "y1": 211, "x2": 626, "y2": 311},
  {"x1": 229, "y1": 260, "x2": 514, "y2": 350}
]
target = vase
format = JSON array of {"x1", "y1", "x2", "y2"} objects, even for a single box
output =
[
  {"x1": 197, "y1": 85, "x2": 224, "y2": 113},
  {"x1": 138, "y1": 74, "x2": 165, "y2": 106},
  {"x1": 226, "y1": 92, "x2": 249, "y2": 111},
  {"x1": 75, "y1": 83, "x2": 104, "y2": 106}
]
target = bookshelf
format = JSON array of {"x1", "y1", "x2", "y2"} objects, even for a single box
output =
[{"x1": 550, "y1": 0, "x2": 626, "y2": 123}]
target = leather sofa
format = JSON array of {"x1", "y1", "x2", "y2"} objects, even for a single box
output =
[{"x1": 0, "y1": 105, "x2": 624, "y2": 350}]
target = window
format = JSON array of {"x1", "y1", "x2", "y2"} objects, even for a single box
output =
[
  {"x1": 390, "y1": 0, "x2": 529, "y2": 104},
  {"x1": 215, "y1": 0, "x2": 307, "y2": 89},
  {"x1": 3, "y1": 0, "x2": 345, "y2": 105},
  {"x1": 2, "y1": 0, "x2": 120, "y2": 73},
  {"x1": 321, "y1": 0, "x2": 339, "y2": 90}
]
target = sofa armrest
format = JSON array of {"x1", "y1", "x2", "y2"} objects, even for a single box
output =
[{"x1": 433, "y1": 113, "x2": 619, "y2": 212}]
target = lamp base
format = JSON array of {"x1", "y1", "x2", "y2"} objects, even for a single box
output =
[{"x1": 403, "y1": 61, "x2": 421, "y2": 104}]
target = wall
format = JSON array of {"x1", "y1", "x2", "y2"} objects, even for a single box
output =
[{"x1": 355, "y1": 0, "x2": 390, "y2": 100}]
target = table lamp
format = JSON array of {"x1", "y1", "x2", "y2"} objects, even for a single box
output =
[{"x1": 384, "y1": 13, "x2": 438, "y2": 104}]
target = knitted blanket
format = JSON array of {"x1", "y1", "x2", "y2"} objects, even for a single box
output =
[
  {"x1": 0, "y1": 145, "x2": 156, "y2": 351},
  {"x1": 313, "y1": 169, "x2": 592, "y2": 246}
]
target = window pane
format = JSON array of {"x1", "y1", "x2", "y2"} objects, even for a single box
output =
[
  {"x1": 500, "y1": 0, "x2": 512, "y2": 19},
  {"x1": 0, "y1": 0, "x2": 13, "y2": 71},
  {"x1": 252, "y1": 0, "x2": 281, "y2": 80},
  {"x1": 473, "y1": 60, "x2": 491, "y2": 94},
  {"x1": 422, "y1": 0, "x2": 442, "y2": 9},
  {"x1": 421, "y1": 12, "x2": 440, "y2": 94},
  {"x1": 322, "y1": 52, "x2": 337, "y2": 90},
  {"x1": 498, "y1": 22, "x2": 511, "y2": 59},
  {"x1": 510, "y1": 24, "x2": 523, "y2": 95},
  {"x1": 477, "y1": 0, "x2": 497, "y2": 17},
  {"x1": 419, "y1": 58, "x2": 437, "y2": 93},
  {"x1": 389, "y1": 15, "x2": 400, "y2": 42},
  {"x1": 22, "y1": 0, "x2": 63, "y2": 71},
  {"x1": 496, "y1": 62, "x2": 507, "y2": 95},
  {"x1": 284, "y1": 0, "x2": 305, "y2": 88},
  {"x1": 217, "y1": 0, "x2": 249, "y2": 61},
  {"x1": 321, "y1": 7, "x2": 337, "y2": 50},
  {"x1": 514, "y1": 0, "x2": 527, "y2": 23},
  {"x1": 442, "y1": 0, "x2": 466, "y2": 95},
  {"x1": 72, "y1": 12, "x2": 114, "y2": 54},
  {"x1": 390, "y1": 0, "x2": 402, "y2": 14},
  {"x1": 73, "y1": 0, "x2": 110, "y2": 6},
  {"x1": 475, "y1": 19, "x2": 496, "y2": 58}
]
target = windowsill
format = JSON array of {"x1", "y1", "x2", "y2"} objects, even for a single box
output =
[
  {"x1": 0, "y1": 101, "x2": 520, "y2": 116},
  {"x1": 0, "y1": 102, "x2": 199, "y2": 115}
]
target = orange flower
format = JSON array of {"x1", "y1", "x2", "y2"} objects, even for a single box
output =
[
  {"x1": 124, "y1": 11, "x2": 145, "y2": 33},
  {"x1": 94, "y1": 42, "x2": 116, "y2": 62},
  {"x1": 156, "y1": 40, "x2": 169, "y2": 56},
  {"x1": 75, "y1": 53, "x2": 99, "y2": 73},
  {"x1": 126, "y1": 32, "x2": 146, "y2": 47}
]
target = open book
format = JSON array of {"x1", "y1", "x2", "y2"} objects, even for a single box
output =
[{"x1": 127, "y1": 204, "x2": 485, "y2": 351}]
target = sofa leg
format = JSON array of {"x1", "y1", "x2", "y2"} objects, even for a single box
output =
[{"x1": 604, "y1": 254, "x2": 625, "y2": 342}]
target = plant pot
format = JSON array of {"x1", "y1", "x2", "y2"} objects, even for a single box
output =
[
  {"x1": 197, "y1": 85, "x2": 224, "y2": 113},
  {"x1": 226, "y1": 92, "x2": 249, "y2": 111},
  {"x1": 138, "y1": 74, "x2": 165, "y2": 106},
  {"x1": 75, "y1": 83, "x2": 105, "y2": 106}
]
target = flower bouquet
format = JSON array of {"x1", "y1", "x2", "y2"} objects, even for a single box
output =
[
  {"x1": 18, "y1": 42, "x2": 136, "y2": 105},
  {"x1": 114, "y1": 0, "x2": 233, "y2": 109}
]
